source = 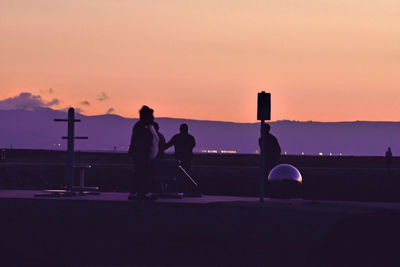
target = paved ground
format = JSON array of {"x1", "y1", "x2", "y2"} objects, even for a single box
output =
[
  {"x1": 3, "y1": 189, "x2": 400, "y2": 208},
  {"x1": 1, "y1": 190, "x2": 400, "y2": 266},
  {"x1": 1, "y1": 190, "x2": 261, "y2": 202}
]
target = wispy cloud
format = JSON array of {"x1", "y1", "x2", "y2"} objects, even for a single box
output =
[
  {"x1": 97, "y1": 92, "x2": 109, "y2": 101},
  {"x1": 0, "y1": 92, "x2": 60, "y2": 110},
  {"x1": 106, "y1": 108, "x2": 115, "y2": 114},
  {"x1": 40, "y1": 88, "x2": 54, "y2": 94},
  {"x1": 80, "y1": 100, "x2": 90, "y2": 106}
]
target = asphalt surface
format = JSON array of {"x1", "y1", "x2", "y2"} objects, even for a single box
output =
[{"x1": 1, "y1": 190, "x2": 400, "y2": 266}]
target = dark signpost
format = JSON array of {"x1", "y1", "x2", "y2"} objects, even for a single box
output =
[{"x1": 257, "y1": 91, "x2": 271, "y2": 202}]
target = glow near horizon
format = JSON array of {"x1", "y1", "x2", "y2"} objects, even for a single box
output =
[{"x1": 0, "y1": 0, "x2": 399, "y2": 123}]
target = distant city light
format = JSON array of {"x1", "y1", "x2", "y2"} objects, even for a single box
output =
[
  {"x1": 319, "y1": 152, "x2": 323, "y2": 156},
  {"x1": 329, "y1": 153, "x2": 332, "y2": 156},
  {"x1": 201, "y1": 149, "x2": 218, "y2": 154},
  {"x1": 201, "y1": 149, "x2": 237, "y2": 154},
  {"x1": 220, "y1": 150, "x2": 237, "y2": 154},
  {"x1": 301, "y1": 152, "x2": 304, "y2": 155}
]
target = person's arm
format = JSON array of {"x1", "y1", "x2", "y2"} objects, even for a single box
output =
[
  {"x1": 274, "y1": 137, "x2": 281, "y2": 155},
  {"x1": 159, "y1": 135, "x2": 166, "y2": 151},
  {"x1": 128, "y1": 126, "x2": 135, "y2": 156},
  {"x1": 277, "y1": 142, "x2": 281, "y2": 155},
  {"x1": 258, "y1": 137, "x2": 264, "y2": 154},
  {"x1": 164, "y1": 135, "x2": 176, "y2": 151}
]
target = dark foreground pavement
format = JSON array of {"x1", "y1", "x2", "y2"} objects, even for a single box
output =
[{"x1": 1, "y1": 191, "x2": 400, "y2": 266}]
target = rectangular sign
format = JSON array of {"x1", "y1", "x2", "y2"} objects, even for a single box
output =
[{"x1": 257, "y1": 91, "x2": 271, "y2": 121}]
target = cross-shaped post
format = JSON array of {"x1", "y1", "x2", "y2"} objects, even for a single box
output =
[{"x1": 55, "y1": 108, "x2": 88, "y2": 192}]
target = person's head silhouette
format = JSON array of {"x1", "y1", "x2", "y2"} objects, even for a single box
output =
[
  {"x1": 139, "y1": 105, "x2": 154, "y2": 124},
  {"x1": 388, "y1": 147, "x2": 392, "y2": 151},
  {"x1": 180, "y1": 123, "x2": 188, "y2": 134}
]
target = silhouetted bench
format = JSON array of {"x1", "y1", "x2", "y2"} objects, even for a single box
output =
[
  {"x1": 0, "y1": 161, "x2": 99, "y2": 196},
  {"x1": 34, "y1": 163, "x2": 99, "y2": 196},
  {"x1": 1, "y1": 162, "x2": 98, "y2": 197},
  {"x1": 71, "y1": 163, "x2": 99, "y2": 194}
]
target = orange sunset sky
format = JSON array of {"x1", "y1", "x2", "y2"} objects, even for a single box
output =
[{"x1": 0, "y1": 0, "x2": 399, "y2": 122}]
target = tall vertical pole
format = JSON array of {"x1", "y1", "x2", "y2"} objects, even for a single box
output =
[
  {"x1": 257, "y1": 91, "x2": 270, "y2": 203},
  {"x1": 55, "y1": 107, "x2": 87, "y2": 194},
  {"x1": 260, "y1": 120, "x2": 265, "y2": 203},
  {"x1": 66, "y1": 108, "x2": 75, "y2": 191}
]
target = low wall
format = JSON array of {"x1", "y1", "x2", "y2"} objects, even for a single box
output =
[{"x1": 1, "y1": 149, "x2": 400, "y2": 202}]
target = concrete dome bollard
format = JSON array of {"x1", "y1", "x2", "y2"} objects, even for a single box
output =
[{"x1": 267, "y1": 164, "x2": 302, "y2": 198}]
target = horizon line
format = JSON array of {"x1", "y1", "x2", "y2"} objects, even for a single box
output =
[{"x1": 2, "y1": 107, "x2": 400, "y2": 124}]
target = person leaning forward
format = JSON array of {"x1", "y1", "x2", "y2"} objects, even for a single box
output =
[{"x1": 128, "y1": 105, "x2": 159, "y2": 200}]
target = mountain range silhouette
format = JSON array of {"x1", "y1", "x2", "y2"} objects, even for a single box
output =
[{"x1": 0, "y1": 107, "x2": 398, "y2": 156}]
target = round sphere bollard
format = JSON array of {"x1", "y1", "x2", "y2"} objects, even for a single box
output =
[{"x1": 267, "y1": 164, "x2": 302, "y2": 198}]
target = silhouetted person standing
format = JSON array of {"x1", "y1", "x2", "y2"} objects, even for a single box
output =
[
  {"x1": 259, "y1": 124, "x2": 281, "y2": 175},
  {"x1": 386, "y1": 147, "x2": 393, "y2": 170},
  {"x1": 128, "y1": 106, "x2": 159, "y2": 200},
  {"x1": 154, "y1": 122, "x2": 166, "y2": 159},
  {"x1": 165, "y1": 123, "x2": 196, "y2": 172}
]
